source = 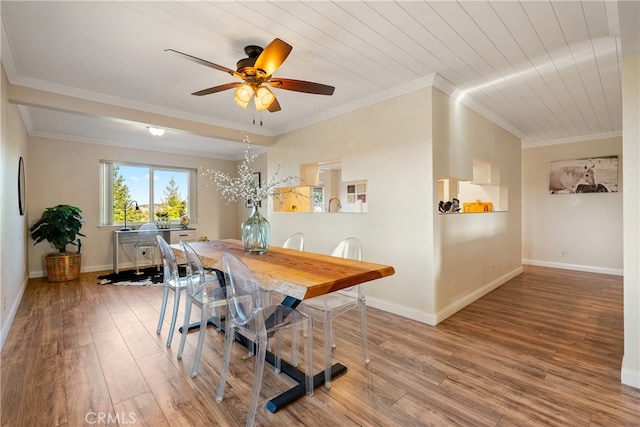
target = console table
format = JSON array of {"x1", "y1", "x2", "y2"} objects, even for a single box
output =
[{"x1": 112, "y1": 228, "x2": 195, "y2": 273}]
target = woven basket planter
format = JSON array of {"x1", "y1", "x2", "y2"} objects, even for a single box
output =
[{"x1": 45, "y1": 253, "x2": 81, "y2": 282}]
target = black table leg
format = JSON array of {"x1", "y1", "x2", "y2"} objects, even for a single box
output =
[
  {"x1": 264, "y1": 355, "x2": 347, "y2": 413},
  {"x1": 262, "y1": 295, "x2": 348, "y2": 413},
  {"x1": 197, "y1": 294, "x2": 349, "y2": 413},
  {"x1": 178, "y1": 317, "x2": 222, "y2": 334}
]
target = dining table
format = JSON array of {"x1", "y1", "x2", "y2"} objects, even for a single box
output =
[{"x1": 172, "y1": 239, "x2": 395, "y2": 412}]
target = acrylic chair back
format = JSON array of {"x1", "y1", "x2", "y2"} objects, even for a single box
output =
[
  {"x1": 331, "y1": 237, "x2": 362, "y2": 261},
  {"x1": 177, "y1": 241, "x2": 227, "y2": 377},
  {"x1": 137, "y1": 222, "x2": 159, "y2": 244},
  {"x1": 156, "y1": 235, "x2": 180, "y2": 283},
  {"x1": 282, "y1": 232, "x2": 305, "y2": 251},
  {"x1": 333, "y1": 237, "x2": 362, "y2": 293},
  {"x1": 155, "y1": 235, "x2": 188, "y2": 347},
  {"x1": 180, "y1": 240, "x2": 208, "y2": 297},
  {"x1": 222, "y1": 252, "x2": 263, "y2": 328},
  {"x1": 135, "y1": 222, "x2": 159, "y2": 272}
]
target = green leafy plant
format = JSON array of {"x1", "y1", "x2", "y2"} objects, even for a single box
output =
[{"x1": 30, "y1": 204, "x2": 86, "y2": 253}]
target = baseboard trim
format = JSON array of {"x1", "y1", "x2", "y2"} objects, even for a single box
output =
[
  {"x1": 29, "y1": 263, "x2": 120, "y2": 279},
  {"x1": 366, "y1": 296, "x2": 437, "y2": 326},
  {"x1": 433, "y1": 266, "x2": 524, "y2": 325},
  {"x1": 0, "y1": 276, "x2": 28, "y2": 351},
  {"x1": 621, "y1": 355, "x2": 640, "y2": 389},
  {"x1": 522, "y1": 259, "x2": 623, "y2": 276},
  {"x1": 366, "y1": 266, "x2": 524, "y2": 327}
]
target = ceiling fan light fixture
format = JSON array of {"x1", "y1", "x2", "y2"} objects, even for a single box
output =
[
  {"x1": 254, "y1": 86, "x2": 275, "y2": 111},
  {"x1": 169, "y1": 39, "x2": 334, "y2": 114},
  {"x1": 147, "y1": 126, "x2": 166, "y2": 137},
  {"x1": 233, "y1": 95, "x2": 250, "y2": 109},
  {"x1": 235, "y1": 84, "x2": 253, "y2": 102}
]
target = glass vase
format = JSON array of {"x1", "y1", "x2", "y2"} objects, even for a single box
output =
[{"x1": 241, "y1": 205, "x2": 270, "y2": 254}]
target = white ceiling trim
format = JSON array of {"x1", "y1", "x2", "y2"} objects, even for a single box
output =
[
  {"x1": 16, "y1": 105, "x2": 34, "y2": 134},
  {"x1": 9, "y1": 74, "x2": 271, "y2": 138},
  {"x1": 521, "y1": 130, "x2": 622, "y2": 149},
  {"x1": 0, "y1": 14, "x2": 18, "y2": 79},
  {"x1": 26, "y1": 125, "x2": 243, "y2": 161},
  {"x1": 275, "y1": 74, "x2": 437, "y2": 135}
]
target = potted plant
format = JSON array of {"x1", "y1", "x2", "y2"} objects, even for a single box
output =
[{"x1": 30, "y1": 204, "x2": 86, "y2": 282}]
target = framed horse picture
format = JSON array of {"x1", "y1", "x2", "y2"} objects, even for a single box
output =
[{"x1": 548, "y1": 156, "x2": 618, "y2": 194}]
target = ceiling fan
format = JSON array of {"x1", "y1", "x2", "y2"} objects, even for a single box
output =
[{"x1": 166, "y1": 38, "x2": 335, "y2": 113}]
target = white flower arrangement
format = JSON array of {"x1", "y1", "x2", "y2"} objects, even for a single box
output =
[{"x1": 202, "y1": 136, "x2": 300, "y2": 207}]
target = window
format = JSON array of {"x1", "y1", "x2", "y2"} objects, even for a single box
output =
[{"x1": 100, "y1": 160, "x2": 197, "y2": 227}]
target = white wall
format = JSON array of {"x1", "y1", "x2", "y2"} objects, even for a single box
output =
[
  {"x1": 621, "y1": 53, "x2": 640, "y2": 388},
  {"x1": 27, "y1": 136, "x2": 240, "y2": 276},
  {"x1": 1, "y1": 66, "x2": 30, "y2": 348},
  {"x1": 522, "y1": 137, "x2": 623, "y2": 275}
]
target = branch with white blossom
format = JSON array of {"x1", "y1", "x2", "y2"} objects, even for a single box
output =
[{"x1": 201, "y1": 137, "x2": 302, "y2": 206}]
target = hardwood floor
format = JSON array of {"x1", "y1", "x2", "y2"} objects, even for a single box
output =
[{"x1": 2, "y1": 265, "x2": 639, "y2": 426}]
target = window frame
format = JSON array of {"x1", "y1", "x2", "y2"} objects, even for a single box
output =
[{"x1": 100, "y1": 160, "x2": 197, "y2": 227}]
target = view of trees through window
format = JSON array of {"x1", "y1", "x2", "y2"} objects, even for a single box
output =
[{"x1": 110, "y1": 164, "x2": 190, "y2": 226}]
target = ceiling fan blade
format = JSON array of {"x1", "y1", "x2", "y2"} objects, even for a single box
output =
[
  {"x1": 165, "y1": 49, "x2": 242, "y2": 78},
  {"x1": 254, "y1": 38, "x2": 292, "y2": 77},
  {"x1": 267, "y1": 96, "x2": 281, "y2": 113},
  {"x1": 269, "y1": 78, "x2": 335, "y2": 95},
  {"x1": 192, "y1": 82, "x2": 241, "y2": 96}
]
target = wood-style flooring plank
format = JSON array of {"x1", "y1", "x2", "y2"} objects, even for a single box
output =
[
  {"x1": 63, "y1": 344, "x2": 114, "y2": 427},
  {"x1": 91, "y1": 328, "x2": 150, "y2": 404},
  {"x1": 2, "y1": 266, "x2": 640, "y2": 426}
]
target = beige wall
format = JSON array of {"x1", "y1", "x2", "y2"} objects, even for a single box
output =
[
  {"x1": 522, "y1": 137, "x2": 623, "y2": 275},
  {"x1": 266, "y1": 86, "x2": 522, "y2": 325},
  {"x1": 431, "y1": 88, "x2": 523, "y2": 322},
  {"x1": 622, "y1": 53, "x2": 640, "y2": 388},
  {"x1": 268, "y1": 88, "x2": 434, "y2": 323},
  {"x1": 1, "y1": 66, "x2": 30, "y2": 347},
  {"x1": 27, "y1": 136, "x2": 240, "y2": 276}
]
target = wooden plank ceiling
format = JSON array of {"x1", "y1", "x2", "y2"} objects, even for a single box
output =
[{"x1": 1, "y1": 1, "x2": 637, "y2": 157}]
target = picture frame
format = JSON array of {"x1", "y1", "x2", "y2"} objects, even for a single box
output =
[
  {"x1": 246, "y1": 172, "x2": 262, "y2": 208},
  {"x1": 18, "y1": 156, "x2": 26, "y2": 216},
  {"x1": 548, "y1": 155, "x2": 618, "y2": 194}
]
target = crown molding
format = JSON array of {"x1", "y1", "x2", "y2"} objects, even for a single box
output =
[{"x1": 521, "y1": 130, "x2": 623, "y2": 149}]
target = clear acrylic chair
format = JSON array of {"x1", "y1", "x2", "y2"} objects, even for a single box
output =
[
  {"x1": 177, "y1": 241, "x2": 227, "y2": 377},
  {"x1": 283, "y1": 232, "x2": 305, "y2": 251},
  {"x1": 280, "y1": 232, "x2": 305, "y2": 362},
  {"x1": 267, "y1": 232, "x2": 306, "y2": 308},
  {"x1": 135, "y1": 222, "x2": 159, "y2": 274},
  {"x1": 216, "y1": 252, "x2": 314, "y2": 427},
  {"x1": 155, "y1": 235, "x2": 189, "y2": 348},
  {"x1": 297, "y1": 237, "x2": 369, "y2": 389}
]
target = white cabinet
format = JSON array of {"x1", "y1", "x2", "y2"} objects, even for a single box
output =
[{"x1": 169, "y1": 228, "x2": 196, "y2": 244}]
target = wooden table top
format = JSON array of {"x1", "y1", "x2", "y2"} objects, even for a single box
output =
[{"x1": 173, "y1": 239, "x2": 395, "y2": 301}]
